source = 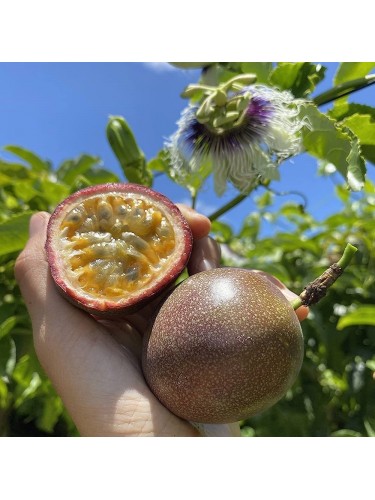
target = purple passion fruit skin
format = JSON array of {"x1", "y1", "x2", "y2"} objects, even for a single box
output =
[
  {"x1": 142, "y1": 268, "x2": 304, "y2": 424},
  {"x1": 46, "y1": 183, "x2": 193, "y2": 317}
]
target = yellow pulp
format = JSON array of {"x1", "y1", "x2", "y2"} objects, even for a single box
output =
[{"x1": 60, "y1": 194, "x2": 176, "y2": 298}]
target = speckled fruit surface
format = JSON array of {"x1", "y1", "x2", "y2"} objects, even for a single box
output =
[
  {"x1": 46, "y1": 183, "x2": 193, "y2": 317},
  {"x1": 142, "y1": 268, "x2": 304, "y2": 423}
]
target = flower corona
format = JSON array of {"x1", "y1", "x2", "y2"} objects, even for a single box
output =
[{"x1": 166, "y1": 84, "x2": 305, "y2": 195}]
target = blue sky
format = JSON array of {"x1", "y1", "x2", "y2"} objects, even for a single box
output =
[{"x1": 1, "y1": 62, "x2": 374, "y2": 234}]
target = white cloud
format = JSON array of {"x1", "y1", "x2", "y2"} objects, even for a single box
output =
[{"x1": 143, "y1": 62, "x2": 176, "y2": 72}]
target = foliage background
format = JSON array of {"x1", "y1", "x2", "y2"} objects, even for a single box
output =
[{"x1": 1, "y1": 62, "x2": 374, "y2": 437}]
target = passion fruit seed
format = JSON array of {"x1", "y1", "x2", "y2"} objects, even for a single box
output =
[
  {"x1": 60, "y1": 194, "x2": 175, "y2": 299},
  {"x1": 46, "y1": 184, "x2": 193, "y2": 316}
]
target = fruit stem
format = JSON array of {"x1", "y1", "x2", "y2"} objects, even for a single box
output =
[{"x1": 291, "y1": 243, "x2": 358, "y2": 310}]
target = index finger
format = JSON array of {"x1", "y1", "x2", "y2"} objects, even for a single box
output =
[{"x1": 175, "y1": 203, "x2": 211, "y2": 240}]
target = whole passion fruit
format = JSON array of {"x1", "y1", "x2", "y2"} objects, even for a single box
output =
[
  {"x1": 46, "y1": 183, "x2": 193, "y2": 317},
  {"x1": 142, "y1": 268, "x2": 304, "y2": 424}
]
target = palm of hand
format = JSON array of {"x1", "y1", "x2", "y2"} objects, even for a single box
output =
[
  {"x1": 15, "y1": 206, "x2": 306, "y2": 437},
  {"x1": 16, "y1": 206, "x2": 240, "y2": 436}
]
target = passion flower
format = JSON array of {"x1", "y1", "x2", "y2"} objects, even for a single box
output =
[
  {"x1": 166, "y1": 84, "x2": 305, "y2": 195},
  {"x1": 46, "y1": 183, "x2": 193, "y2": 317}
]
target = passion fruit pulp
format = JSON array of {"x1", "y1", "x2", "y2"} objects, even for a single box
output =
[{"x1": 46, "y1": 183, "x2": 193, "y2": 316}]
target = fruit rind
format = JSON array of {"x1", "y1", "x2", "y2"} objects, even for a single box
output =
[
  {"x1": 46, "y1": 183, "x2": 193, "y2": 317},
  {"x1": 142, "y1": 268, "x2": 304, "y2": 423}
]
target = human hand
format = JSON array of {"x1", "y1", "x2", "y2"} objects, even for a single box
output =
[{"x1": 15, "y1": 205, "x2": 308, "y2": 437}]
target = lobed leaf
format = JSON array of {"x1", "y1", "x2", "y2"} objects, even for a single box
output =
[
  {"x1": 331, "y1": 105, "x2": 375, "y2": 164},
  {"x1": 300, "y1": 103, "x2": 366, "y2": 190},
  {"x1": 346, "y1": 133, "x2": 366, "y2": 191}
]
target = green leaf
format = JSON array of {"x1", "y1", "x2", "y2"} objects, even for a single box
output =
[
  {"x1": 330, "y1": 102, "x2": 375, "y2": 122},
  {"x1": 148, "y1": 150, "x2": 170, "y2": 173},
  {"x1": 4, "y1": 146, "x2": 50, "y2": 172},
  {"x1": 0, "y1": 212, "x2": 34, "y2": 256},
  {"x1": 238, "y1": 212, "x2": 261, "y2": 242},
  {"x1": 361, "y1": 145, "x2": 375, "y2": 165},
  {"x1": 0, "y1": 378, "x2": 10, "y2": 409},
  {"x1": 255, "y1": 190, "x2": 274, "y2": 209},
  {"x1": 210, "y1": 220, "x2": 233, "y2": 243},
  {"x1": 334, "y1": 62, "x2": 375, "y2": 85},
  {"x1": 364, "y1": 420, "x2": 375, "y2": 437},
  {"x1": 37, "y1": 394, "x2": 64, "y2": 433},
  {"x1": 0, "y1": 316, "x2": 17, "y2": 341},
  {"x1": 0, "y1": 336, "x2": 16, "y2": 377},
  {"x1": 335, "y1": 185, "x2": 351, "y2": 203},
  {"x1": 150, "y1": 149, "x2": 211, "y2": 197},
  {"x1": 38, "y1": 179, "x2": 70, "y2": 207},
  {"x1": 300, "y1": 103, "x2": 365, "y2": 190},
  {"x1": 14, "y1": 372, "x2": 42, "y2": 407},
  {"x1": 0, "y1": 161, "x2": 32, "y2": 180},
  {"x1": 337, "y1": 305, "x2": 375, "y2": 330},
  {"x1": 181, "y1": 160, "x2": 212, "y2": 197},
  {"x1": 12, "y1": 354, "x2": 40, "y2": 392},
  {"x1": 339, "y1": 107, "x2": 375, "y2": 166},
  {"x1": 241, "y1": 426, "x2": 256, "y2": 437},
  {"x1": 81, "y1": 168, "x2": 119, "y2": 185},
  {"x1": 346, "y1": 133, "x2": 366, "y2": 191},
  {"x1": 365, "y1": 360, "x2": 375, "y2": 371},
  {"x1": 240, "y1": 63, "x2": 273, "y2": 84},
  {"x1": 270, "y1": 62, "x2": 326, "y2": 97},
  {"x1": 331, "y1": 429, "x2": 362, "y2": 437},
  {"x1": 3, "y1": 193, "x2": 19, "y2": 210},
  {"x1": 56, "y1": 154, "x2": 101, "y2": 184},
  {"x1": 13, "y1": 180, "x2": 39, "y2": 202},
  {"x1": 342, "y1": 113, "x2": 375, "y2": 146}
]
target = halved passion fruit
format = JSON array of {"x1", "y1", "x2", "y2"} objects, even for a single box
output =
[{"x1": 46, "y1": 183, "x2": 193, "y2": 317}]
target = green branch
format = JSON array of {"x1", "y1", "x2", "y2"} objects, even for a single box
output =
[
  {"x1": 313, "y1": 74, "x2": 375, "y2": 106},
  {"x1": 208, "y1": 194, "x2": 247, "y2": 222}
]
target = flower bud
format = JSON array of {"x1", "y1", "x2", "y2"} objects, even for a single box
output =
[{"x1": 106, "y1": 116, "x2": 152, "y2": 186}]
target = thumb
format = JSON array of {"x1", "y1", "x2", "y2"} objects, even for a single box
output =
[
  {"x1": 14, "y1": 211, "x2": 99, "y2": 365},
  {"x1": 15, "y1": 211, "x2": 51, "y2": 312}
]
